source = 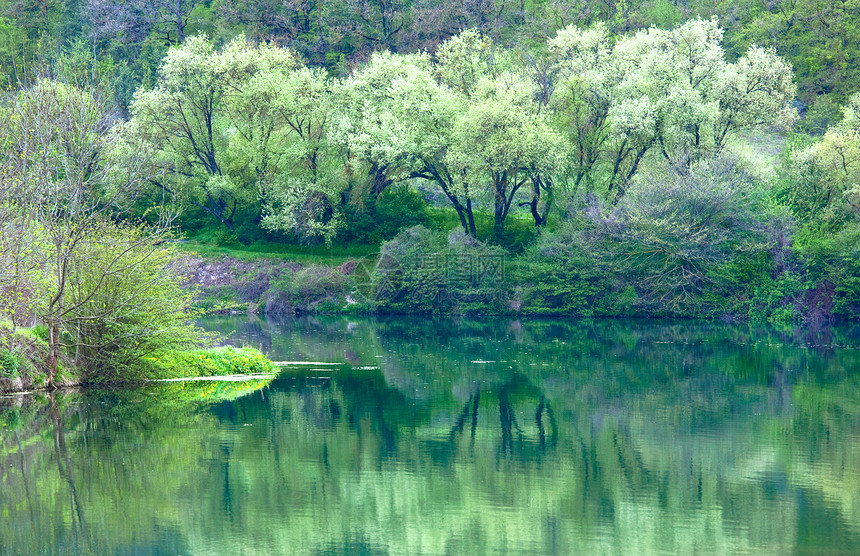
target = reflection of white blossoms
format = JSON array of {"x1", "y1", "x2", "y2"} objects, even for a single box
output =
[{"x1": 352, "y1": 254, "x2": 403, "y2": 303}]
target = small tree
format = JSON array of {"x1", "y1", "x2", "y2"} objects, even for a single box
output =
[
  {"x1": 784, "y1": 93, "x2": 860, "y2": 226},
  {"x1": 0, "y1": 79, "x2": 191, "y2": 386},
  {"x1": 65, "y1": 227, "x2": 201, "y2": 379},
  {"x1": 257, "y1": 68, "x2": 346, "y2": 242}
]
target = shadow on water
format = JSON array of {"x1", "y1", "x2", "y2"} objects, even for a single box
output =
[{"x1": 2, "y1": 316, "x2": 860, "y2": 554}]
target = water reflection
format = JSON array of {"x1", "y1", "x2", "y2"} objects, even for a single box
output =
[{"x1": 2, "y1": 317, "x2": 860, "y2": 554}]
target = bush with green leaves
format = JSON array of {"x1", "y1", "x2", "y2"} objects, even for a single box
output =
[
  {"x1": 263, "y1": 266, "x2": 351, "y2": 314},
  {"x1": 0, "y1": 349, "x2": 19, "y2": 378},
  {"x1": 64, "y1": 232, "x2": 208, "y2": 382},
  {"x1": 0, "y1": 322, "x2": 54, "y2": 387},
  {"x1": 572, "y1": 157, "x2": 788, "y2": 315},
  {"x1": 514, "y1": 224, "x2": 630, "y2": 317},
  {"x1": 336, "y1": 185, "x2": 431, "y2": 246},
  {"x1": 127, "y1": 346, "x2": 276, "y2": 381},
  {"x1": 370, "y1": 226, "x2": 510, "y2": 314},
  {"x1": 776, "y1": 94, "x2": 860, "y2": 320}
]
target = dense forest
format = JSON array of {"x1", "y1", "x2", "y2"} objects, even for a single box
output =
[{"x1": 1, "y1": 0, "x2": 860, "y2": 386}]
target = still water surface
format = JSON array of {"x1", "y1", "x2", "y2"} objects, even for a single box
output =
[{"x1": 2, "y1": 317, "x2": 860, "y2": 555}]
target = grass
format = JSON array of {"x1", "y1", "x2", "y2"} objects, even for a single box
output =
[
  {"x1": 0, "y1": 320, "x2": 51, "y2": 382},
  {"x1": 176, "y1": 236, "x2": 379, "y2": 266},
  {"x1": 137, "y1": 346, "x2": 277, "y2": 380},
  {"x1": 413, "y1": 207, "x2": 540, "y2": 253},
  {"x1": 178, "y1": 205, "x2": 541, "y2": 265}
]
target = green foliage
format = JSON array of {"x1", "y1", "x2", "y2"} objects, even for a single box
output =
[
  {"x1": 792, "y1": 225, "x2": 860, "y2": 319},
  {"x1": 782, "y1": 93, "x2": 860, "y2": 227},
  {"x1": 264, "y1": 266, "x2": 351, "y2": 315},
  {"x1": 543, "y1": 157, "x2": 790, "y2": 316},
  {"x1": 131, "y1": 346, "x2": 276, "y2": 381},
  {"x1": 0, "y1": 322, "x2": 52, "y2": 386},
  {"x1": 548, "y1": 18, "x2": 796, "y2": 204},
  {"x1": 121, "y1": 35, "x2": 300, "y2": 231},
  {"x1": 797, "y1": 95, "x2": 843, "y2": 136},
  {"x1": 706, "y1": 0, "x2": 860, "y2": 104},
  {"x1": 369, "y1": 226, "x2": 510, "y2": 314},
  {"x1": 2, "y1": 7, "x2": 860, "y2": 323},
  {"x1": 0, "y1": 348, "x2": 19, "y2": 378},
  {"x1": 513, "y1": 229, "x2": 627, "y2": 317},
  {"x1": 336, "y1": 185, "x2": 431, "y2": 246},
  {"x1": 66, "y1": 232, "x2": 207, "y2": 381}
]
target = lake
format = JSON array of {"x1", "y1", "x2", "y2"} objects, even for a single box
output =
[{"x1": 2, "y1": 316, "x2": 860, "y2": 555}]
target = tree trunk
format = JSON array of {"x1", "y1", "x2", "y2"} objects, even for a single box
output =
[
  {"x1": 528, "y1": 195, "x2": 543, "y2": 228},
  {"x1": 47, "y1": 322, "x2": 60, "y2": 389},
  {"x1": 493, "y1": 199, "x2": 505, "y2": 240},
  {"x1": 369, "y1": 163, "x2": 391, "y2": 200},
  {"x1": 527, "y1": 176, "x2": 553, "y2": 229},
  {"x1": 492, "y1": 173, "x2": 512, "y2": 241},
  {"x1": 454, "y1": 204, "x2": 469, "y2": 235},
  {"x1": 466, "y1": 199, "x2": 477, "y2": 238}
]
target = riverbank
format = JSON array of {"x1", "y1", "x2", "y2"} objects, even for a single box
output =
[
  {"x1": 184, "y1": 226, "x2": 860, "y2": 324},
  {"x1": 0, "y1": 322, "x2": 80, "y2": 394},
  {"x1": 0, "y1": 320, "x2": 275, "y2": 394}
]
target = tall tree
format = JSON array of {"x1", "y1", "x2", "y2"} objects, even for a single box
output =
[
  {"x1": 447, "y1": 74, "x2": 565, "y2": 239},
  {"x1": 253, "y1": 66, "x2": 346, "y2": 241},
  {"x1": 86, "y1": 0, "x2": 204, "y2": 44},
  {"x1": 547, "y1": 18, "x2": 797, "y2": 202},
  {"x1": 329, "y1": 48, "x2": 478, "y2": 237},
  {"x1": 121, "y1": 35, "x2": 298, "y2": 231},
  {"x1": 785, "y1": 93, "x2": 860, "y2": 225}
]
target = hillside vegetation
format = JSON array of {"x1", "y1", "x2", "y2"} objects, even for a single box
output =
[{"x1": 1, "y1": 2, "x2": 858, "y2": 358}]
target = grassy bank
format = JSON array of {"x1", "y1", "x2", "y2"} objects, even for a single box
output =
[
  {"x1": 0, "y1": 320, "x2": 275, "y2": 394},
  {"x1": 184, "y1": 220, "x2": 860, "y2": 324},
  {"x1": 0, "y1": 322, "x2": 80, "y2": 393},
  {"x1": 123, "y1": 347, "x2": 277, "y2": 382}
]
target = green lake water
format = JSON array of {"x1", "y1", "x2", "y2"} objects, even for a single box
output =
[{"x1": 2, "y1": 317, "x2": 860, "y2": 555}]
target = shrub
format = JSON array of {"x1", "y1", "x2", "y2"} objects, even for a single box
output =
[
  {"x1": 131, "y1": 346, "x2": 276, "y2": 381},
  {"x1": 0, "y1": 349, "x2": 20, "y2": 378},
  {"x1": 68, "y1": 238, "x2": 207, "y2": 382},
  {"x1": 511, "y1": 236, "x2": 623, "y2": 316},
  {"x1": 0, "y1": 323, "x2": 53, "y2": 386},
  {"x1": 579, "y1": 157, "x2": 783, "y2": 314},
  {"x1": 369, "y1": 226, "x2": 510, "y2": 314},
  {"x1": 336, "y1": 184, "x2": 430, "y2": 246},
  {"x1": 264, "y1": 265, "x2": 351, "y2": 314}
]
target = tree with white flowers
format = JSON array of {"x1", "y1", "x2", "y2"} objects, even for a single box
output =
[
  {"x1": 122, "y1": 35, "x2": 299, "y2": 231},
  {"x1": 250, "y1": 66, "x2": 344, "y2": 242},
  {"x1": 547, "y1": 18, "x2": 797, "y2": 202},
  {"x1": 446, "y1": 75, "x2": 566, "y2": 239},
  {"x1": 785, "y1": 93, "x2": 860, "y2": 225},
  {"x1": 329, "y1": 49, "x2": 482, "y2": 236}
]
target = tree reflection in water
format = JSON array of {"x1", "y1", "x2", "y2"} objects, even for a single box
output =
[{"x1": 1, "y1": 317, "x2": 860, "y2": 554}]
